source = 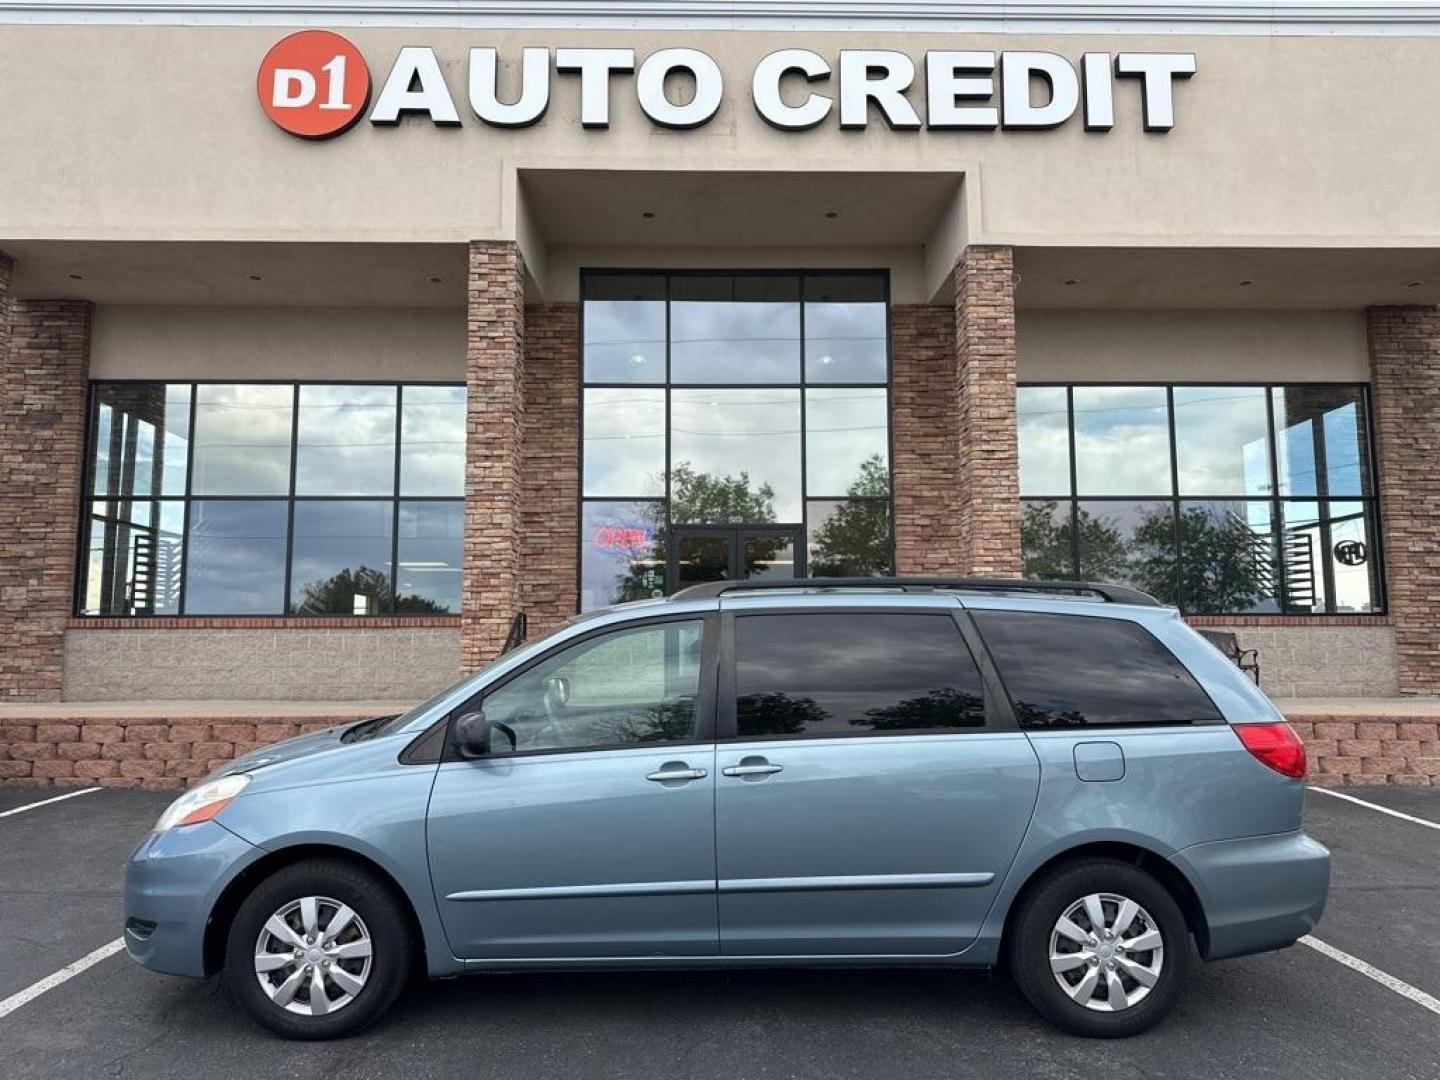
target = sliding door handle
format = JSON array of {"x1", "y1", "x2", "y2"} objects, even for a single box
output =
[
  {"x1": 646, "y1": 766, "x2": 707, "y2": 782},
  {"x1": 722, "y1": 757, "x2": 783, "y2": 778}
]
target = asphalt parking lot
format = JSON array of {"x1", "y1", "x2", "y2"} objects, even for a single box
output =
[{"x1": 0, "y1": 784, "x2": 1436, "y2": 1080}]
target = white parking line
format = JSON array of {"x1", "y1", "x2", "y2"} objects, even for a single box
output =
[
  {"x1": 1309, "y1": 786, "x2": 1440, "y2": 831},
  {"x1": 1300, "y1": 936, "x2": 1440, "y2": 1019},
  {"x1": 0, "y1": 788, "x2": 101, "y2": 818},
  {"x1": 0, "y1": 938, "x2": 125, "y2": 1020}
]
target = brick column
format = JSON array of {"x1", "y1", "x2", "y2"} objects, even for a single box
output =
[
  {"x1": 520, "y1": 304, "x2": 579, "y2": 633},
  {"x1": 0, "y1": 251, "x2": 94, "y2": 701},
  {"x1": 891, "y1": 304, "x2": 965, "y2": 573},
  {"x1": 1368, "y1": 306, "x2": 1440, "y2": 695},
  {"x1": 460, "y1": 241, "x2": 526, "y2": 671},
  {"x1": 953, "y1": 246, "x2": 1021, "y2": 577}
]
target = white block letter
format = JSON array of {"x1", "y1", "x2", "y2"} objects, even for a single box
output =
[
  {"x1": 469, "y1": 47, "x2": 550, "y2": 127},
  {"x1": 753, "y1": 49, "x2": 832, "y2": 131},
  {"x1": 370, "y1": 46, "x2": 461, "y2": 126},
  {"x1": 1116, "y1": 53, "x2": 1196, "y2": 131},
  {"x1": 1081, "y1": 53, "x2": 1114, "y2": 130},
  {"x1": 555, "y1": 48, "x2": 636, "y2": 129},
  {"x1": 838, "y1": 50, "x2": 921, "y2": 131},
  {"x1": 637, "y1": 48, "x2": 723, "y2": 129},
  {"x1": 925, "y1": 51, "x2": 997, "y2": 130},
  {"x1": 273, "y1": 69, "x2": 316, "y2": 108},
  {"x1": 1000, "y1": 52, "x2": 1079, "y2": 129}
]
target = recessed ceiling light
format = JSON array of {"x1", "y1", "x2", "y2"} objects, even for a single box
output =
[
  {"x1": 1063, "y1": 278, "x2": 1079, "y2": 286},
  {"x1": 825, "y1": 210, "x2": 840, "y2": 219},
  {"x1": 247, "y1": 273, "x2": 263, "y2": 282},
  {"x1": 68, "y1": 273, "x2": 84, "y2": 281},
  {"x1": 428, "y1": 275, "x2": 443, "y2": 284},
  {"x1": 641, "y1": 210, "x2": 655, "y2": 219},
  {"x1": 1238, "y1": 279, "x2": 1255, "y2": 287},
  {"x1": 1406, "y1": 280, "x2": 1424, "y2": 288}
]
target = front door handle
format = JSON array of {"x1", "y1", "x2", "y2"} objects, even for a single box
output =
[
  {"x1": 722, "y1": 757, "x2": 783, "y2": 778},
  {"x1": 646, "y1": 765, "x2": 707, "y2": 783}
]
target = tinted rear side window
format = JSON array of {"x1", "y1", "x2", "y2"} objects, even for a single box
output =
[
  {"x1": 971, "y1": 611, "x2": 1223, "y2": 728},
  {"x1": 733, "y1": 612, "x2": 986, "y2": 738}
]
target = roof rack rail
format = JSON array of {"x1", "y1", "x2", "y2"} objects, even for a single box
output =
[{"x1": 668, "y1": 576, "x2": 1163, "y2": 607}]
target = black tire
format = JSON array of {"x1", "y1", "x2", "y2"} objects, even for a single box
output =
[
  {"x1": 1007, "y1": 858, "x2": 1191, "y2": 1038},
  {"x1": 224, "y1": 859, "x2": 413, "y2": 1040}
]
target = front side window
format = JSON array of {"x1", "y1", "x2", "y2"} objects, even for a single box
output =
[
  {"x1": 479, "y1": 620, "x2": 706, "y2": 754},
  {"x1": 733, "y1": 612, "x2": 986, "y2": 739},
  {"x1": 1018, "y1": 383, "x2": 1382, "y2": 615},
  {"x1": 972, "y1": 610, "x2": 1223, "y2": 728},
  {"x1": 78, "y1": 381, "x2": 465, "y2": 617}
]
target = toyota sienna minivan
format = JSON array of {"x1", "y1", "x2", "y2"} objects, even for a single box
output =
[{"x1": 124, "y1": 577, "x2": 1329, "y2": 1040}]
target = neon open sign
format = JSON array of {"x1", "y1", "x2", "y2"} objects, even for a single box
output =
[{"x1": 593, "y1": 525, "x2": 652, "y2": 551}]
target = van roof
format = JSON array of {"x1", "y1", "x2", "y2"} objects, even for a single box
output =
[{"x1": 666, "y1": 576, "x2": 1163, "y2": 608}]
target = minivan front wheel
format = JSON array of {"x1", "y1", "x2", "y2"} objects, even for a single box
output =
[
  {"x1": 224, "y1": 859, "x2": 413, "y2": 1039},
  {"x1": 1008, "y1": 858, "x2": 1191, "y2": 1038}
]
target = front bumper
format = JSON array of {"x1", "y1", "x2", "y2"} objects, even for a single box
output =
[
  {"x1": 124, "y1": 819, "x2": 263, "y2": 977},
  {"x1": 1170, "y1": 830, "x2": 1331, "y2": 961}
]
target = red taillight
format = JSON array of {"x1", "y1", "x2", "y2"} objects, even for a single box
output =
[{"x1": 1234, "y1": 721, "x2": 1307, "y2": 780}]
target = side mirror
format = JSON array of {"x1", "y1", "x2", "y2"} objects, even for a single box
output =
[{"x1": 453, "y1": 711, "x2": 516, "y2": 759}]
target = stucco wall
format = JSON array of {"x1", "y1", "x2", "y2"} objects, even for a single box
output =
[
  {"x1": 62, "y1": 627, "x2": 461, "y2": 702},
  {"x1": 1017, "y1": 308, "x2": 1370, "y2": 383},
  {"x1": 91, "y1": 304, "x2": 464, "y2": 380},
  {"x1": 1, "y1": 25, "x2": 1439, "y2": 252}
]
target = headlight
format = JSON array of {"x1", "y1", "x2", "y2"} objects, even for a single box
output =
[{"x1": 155, "y1": 774, "x2": 251, "y2": 832}]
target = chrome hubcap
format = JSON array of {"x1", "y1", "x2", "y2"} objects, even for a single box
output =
[
  {"x1": 254, "y1": 895, "x2": 372, "y2": 1017},
  {"x1": 1049, "y1": 892, "x2": 1164, "y2": 1012}
]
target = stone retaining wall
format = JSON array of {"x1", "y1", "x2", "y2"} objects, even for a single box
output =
[{"x1": 2, "y1": 711, "x2": 1434, "y2": 791}]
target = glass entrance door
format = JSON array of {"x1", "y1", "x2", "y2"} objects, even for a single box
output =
[{"x1": 669, "y1": 526, "x2": 803, "y2": 593}]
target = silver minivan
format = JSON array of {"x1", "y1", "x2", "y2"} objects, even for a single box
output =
[{"x1": 124, "y1": 577, "x2": 1330, "y2": 1040}]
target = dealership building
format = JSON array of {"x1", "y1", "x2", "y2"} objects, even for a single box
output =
[{"x1": 2, "y1": 0, "x2": 1439, "y2": 786}]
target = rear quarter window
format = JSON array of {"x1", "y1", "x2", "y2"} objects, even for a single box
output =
[{"x1": 971, "y1": 610, "x2": 1224, "y2": 728}]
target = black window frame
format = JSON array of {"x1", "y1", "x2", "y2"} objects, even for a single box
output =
[
  {"x1": 440, "y1": 612, "x2": 721, "y2": 762},
  {"x1": 1017, "y1": 380, "x2": 1386, "y2": 617},
  {"x1": 969, "y1": 608, "x2": 1227, "y2": 730},
  {"x1": 577, "y1": 268, "x2": 897, "y2": 614},
  {"x1": 715, "y1": 605, "x2": 1016, "y2": 741},
  {"x1": 75, "y1": 378, "x2": 467, "y2": 619}
]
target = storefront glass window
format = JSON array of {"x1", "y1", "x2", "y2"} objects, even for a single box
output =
[
  {"x1": 582, "y1": 388, "x2": 666, "y2": 497},
  {"x1": 1017, "y1": 387, "x2": 1071, "y2": 496},
  {"x1": 1173, "y1": 385, "x2": 1271, "y2": 496},
  {"x1": 580, "y1": 501, "x2": 668, "y2": 610},
  {"x1": 192, "y1": 383, "x2": 294, "y2": 496},
  {"x1": 78, "y1": 381, "x2": 465, "y2": 617},
  {"x1": 580, "y1": 270, "x2": 893, "y2": 609},
  {"x1": 1020, "y1": 383, "x2": 1381, "y2": 615},
  {"x1": 1072, "y1": 386, "x2": 1172, "y2": 497},
  {"x1": 399, "y1": 385, "x2": 466, "y2": 497},
  {"x1": 289, "y1": 501, "x2": 395, "y2": 615},
  {"x1": 295, "y1": 385, "x2": 397, "y2": 496},
  {"x1": 804, "y1": 274, "x2": 888, "y2": 383},
  {"x1": 670, "y1": 388, "x2": 802, "y2": 524},
  {"x1": 804, "y1": 388, "x2": 889, "y2": 498},
  {"x1": 396, "y1": 501, "x2": 463, "y2": 614},
  {"x1": 582, "y1": 273, "x2": 667, "y2": 384},
  {"x1": 670, "y1": 275, "x2": 802, "y2": 384},
  {"x1": 184, "y1": 500, "x2": 289, "y2": 615}
]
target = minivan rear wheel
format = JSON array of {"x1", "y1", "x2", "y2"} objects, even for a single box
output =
[
  {"x1": 1008, "y1": 858, "x2": 1190, "y2": 1038},
  {"x1": 224, "y1": 859, "x2": 412, "y2": 1039}
]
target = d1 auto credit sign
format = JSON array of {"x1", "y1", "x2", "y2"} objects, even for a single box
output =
[
  {"x1": 258, "y1": 30, "x2": 371, "y2": 139},
  {"x1": 258, "y1": 30, "x2": 1194, "y2": 139}
]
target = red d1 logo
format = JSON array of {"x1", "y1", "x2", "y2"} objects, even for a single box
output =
[{"x1": 257, "y1": 30, "x2": 370, "y2": 139}]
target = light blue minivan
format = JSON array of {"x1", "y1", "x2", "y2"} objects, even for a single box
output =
[{"x1": 124, "y1": 577, "x2": 1329, "y2": 1040}]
